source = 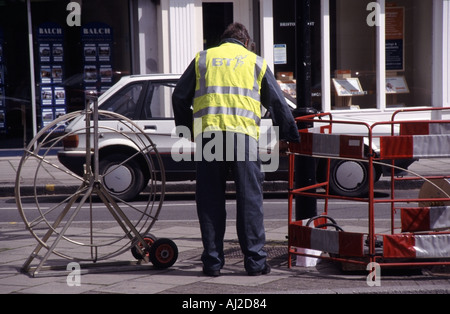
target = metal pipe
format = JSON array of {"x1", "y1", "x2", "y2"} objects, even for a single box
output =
[{"x1": 26, "y1": 0, "x2": 38, "y2": 148}]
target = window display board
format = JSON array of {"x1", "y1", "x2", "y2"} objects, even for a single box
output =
[
  {"x1": 36, "y1": 22, "x2": 66, "y2": 128},
  {"x1": 81, "y1": 22, "x2": 113, "y2": 103},
  {"x1": 276, "y1": 71, "x2": 296, "y2": 98},
  {"x1": 278, "y1": 81, "x2": 296, "y2": 98},
  {"x1": 332, "y1": 76, "x2": 366, "y2": 108},
  {"x1": 386, "y1": 76, "x2": 409, "y2": 94},
  {"x1": 332, "y1": 78, "x2": 365, "y2": 96},
  {"x1": 0, "y1": 28, "x2": 5, "y2": 132}
]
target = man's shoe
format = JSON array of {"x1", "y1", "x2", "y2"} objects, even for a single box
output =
[
  {"x1": 248, "y1": 263, "x2": 271, "y2": 276},
  {"x1": 203, "y1": 268, "x2": 221, "y2": 277}
]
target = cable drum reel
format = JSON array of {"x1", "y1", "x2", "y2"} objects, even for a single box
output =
[
  {"x1": 418, "y1": 178, "x2": 450, "y2": 207},
  {"x1": 15, "y1": 97, "x2": 178, "y2": 276}
]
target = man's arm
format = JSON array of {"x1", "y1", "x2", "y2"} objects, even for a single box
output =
[
  {"x1": 260, "y1": 67, "x2": 300, "y2": 143},
  {"x1": 172, "y1": 60, "x2": 196, "y2": 134}
]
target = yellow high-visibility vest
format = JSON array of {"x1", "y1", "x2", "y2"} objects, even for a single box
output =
[{"x1": 193, "y1": 42, "x2": 267, "y2": 140}]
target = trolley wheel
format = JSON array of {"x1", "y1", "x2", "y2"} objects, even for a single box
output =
[
  {"x1": 149, "y1": 238, "x2": 178, "y2": 269},
  {"x1": 131, "y1": 234, "x2": 157, "y2": 260}
]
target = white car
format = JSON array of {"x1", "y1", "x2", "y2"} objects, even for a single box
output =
[
  {"x1": 57, "y1": 74, "x2": 413, "y2": 201},
  {"x1": 58, "y1": 74, "x2": 283, "y2": 201}
]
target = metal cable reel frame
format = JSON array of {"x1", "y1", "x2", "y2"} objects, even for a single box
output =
[{"x1": 15, "y1": 95, "x2": 168, "y2": 276}]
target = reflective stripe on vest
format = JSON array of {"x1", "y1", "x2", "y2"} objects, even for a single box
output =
[
  {"x1": 193, "y1": 43, "x2": 267, "y2": 140},
  {"x1": 193, "y1": 106, "x2": 261, "y2": 125}
]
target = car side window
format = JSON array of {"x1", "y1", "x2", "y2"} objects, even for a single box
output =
[
  {"x1": 143, "y1": 82, "x2": 177, "y2": 119},
  {"x1": 100, "y1": 83, "x2": 144, "y2": 119}
]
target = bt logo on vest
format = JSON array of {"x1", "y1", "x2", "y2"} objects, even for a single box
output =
[{"x1": 212, "y1": 55, "x2": 247, "y2": 69}]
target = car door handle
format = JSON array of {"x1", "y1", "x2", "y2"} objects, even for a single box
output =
[{"x1": 144, "y1": 125, "x2": 157, "y2": 131}]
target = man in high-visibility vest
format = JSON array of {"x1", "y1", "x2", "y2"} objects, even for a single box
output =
[{"x1": 172, "y1": 23, "x2": 300, "y2": 276}]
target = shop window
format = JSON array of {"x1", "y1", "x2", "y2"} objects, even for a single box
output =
[
  {"x1": 31, "y1": 0, "x2": 131, "y2": 115},
  {"x1": 330, "y1": 0, "x2": 377, "y2": 110},
  {"x1": 0, "y1": 0, "x2": 133, "y2": 148},
  {"x1": 385, "y1": 0, "x2": 432, "y2": 108},
  {"x1": 0, "y1": 1, "x2": 30, "y2": 148},
  {"x1": 330, "y1": 0, "x2": 433, "y2": 110},
  {"x1": 272, "y1": 0, "x2": 322, "y2": 110}
]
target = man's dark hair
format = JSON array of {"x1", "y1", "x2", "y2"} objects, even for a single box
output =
[{"x1": 220, "y1": 22, "x2": 250, "y2": 45}]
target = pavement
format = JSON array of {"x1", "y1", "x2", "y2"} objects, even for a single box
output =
[{"x1": 1, "y1": 149, "x2": 450, "y2": 297}]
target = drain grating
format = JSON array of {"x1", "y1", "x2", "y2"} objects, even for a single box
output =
[{"x1": 224, "y1": 245, "x2": 287, "y2": 259}]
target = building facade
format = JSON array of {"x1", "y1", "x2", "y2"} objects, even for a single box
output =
[{"x1": 0, "y1": 0, "x2": 449, "y2": 148}]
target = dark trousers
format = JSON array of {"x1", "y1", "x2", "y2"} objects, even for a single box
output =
[{"x1": 195, "y1": 132, "x2": 267, "y2": 273}]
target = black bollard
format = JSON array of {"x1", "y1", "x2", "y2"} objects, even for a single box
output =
[
  {"x1": 295, "y1": 0, "x2": 317, "y2": 220},
  {"x1": 293, "y1": 107, "x2": 318, "y2": 220}
]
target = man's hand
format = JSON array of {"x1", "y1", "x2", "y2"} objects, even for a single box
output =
[{"x1": 279, "y1": 140, "x2": 289, "y2": 156}]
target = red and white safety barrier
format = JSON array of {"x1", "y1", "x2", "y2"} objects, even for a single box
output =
[
  {"x1": 401, "y1": 206, "x2": 450, "y2": 232},
  {"x1": 399, "y1": 121, "x2": 450, "y2": 136},
  {"x1": 379, "y1": 121, "x2": 450, "y2": 159},
  {"x1": 288, "y1": 112, "x2": 450, "y2": 268},
  {"x1": 379, "y1": 134, "x2": 450, "y2": 159},
  {"x1": 289, "y1": 221, "x2": 365, "y2": 257},
  {"x1": 383, "y1": 233, "x2": 450, "y2": 258},
  {"x1": 290, "y1": 130, "x2": 364, "y2": 159}
]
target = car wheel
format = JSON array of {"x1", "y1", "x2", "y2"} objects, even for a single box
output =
[
  {"x1": 328, "y1": 159, "x2": 372, "y2": 197},
  {"x1": 99, "y1": 153, "x2": 145, "y2": 201}
]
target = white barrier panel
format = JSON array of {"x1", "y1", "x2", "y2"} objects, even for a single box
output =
[
  {"x1": 401, "y1": 206, "x2": 450, "y2": 232},
  {"x1": 380, "y1": 134, "x2": 450, "y2": 159},
  {"x1": 383, "y1": 233, "x2": 450, "y2": 258},
  {"x1": 289, "y1": 222, "x2": 365, "y2": 257},
  {"x1": 290, "y1": 131, "x2": 364, "y2": 159}
]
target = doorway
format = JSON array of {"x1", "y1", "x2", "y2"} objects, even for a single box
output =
[{"x1": 202, "y1": 2, "x2": 234, "y2": 49}]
